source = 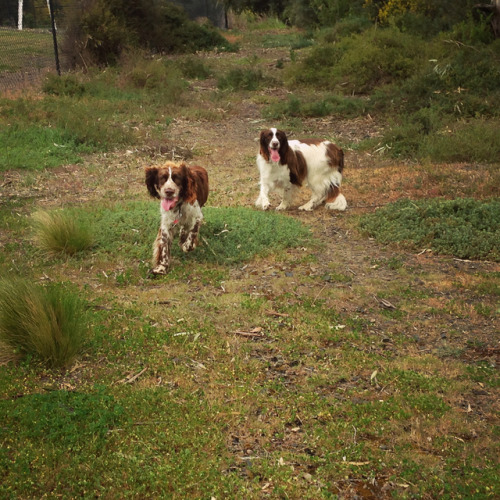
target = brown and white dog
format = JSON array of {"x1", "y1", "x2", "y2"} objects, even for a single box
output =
[
  {"x1": 255, "y1": 128, "x2": 347, "y2": 212},
  {"x1": 145, "y1": 161, "x2": 209, "y2": 275}
]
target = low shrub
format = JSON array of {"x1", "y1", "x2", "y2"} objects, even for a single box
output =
[
  {"x1": 0, "y1": 279, "x2": 87, "y2": 367},
  {"x1": 42, "y1": 74, "x2": 86, "y2": 97},
  {"x1": 217, "y1": 68, "x2": 266, "y2": 91},
  {"x1": 359, "y1": 198, "x2": 500, "y2": 261},
  {"x1": 286, "y1": 27, "x2": 428, "y2": 93},
  {"x1": 264, "y1": 94, "x2": 366, "y2": 119},
  {"x1": 175, "y1": 57, "x2": 212, "y2": 80}
]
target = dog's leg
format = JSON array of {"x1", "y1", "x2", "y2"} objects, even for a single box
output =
[
  {"x1": 325, "y1": 185, "x2": 347, "y2": 211},
  {"x1": 180, "y1": 207, "x2": 203, "y2": 253},
  {"x1": 151, "y1": 227, "x2": 172, "y2": 275},
  {"x1": 276, "y1": 184, "x2": 297, "y2": 211},
  {"x1": 255, "y1": 182, "x2": 271, "y2": 210},
  {"x1": 299, "y1": 191, "x2": 325, "y2": 211}
]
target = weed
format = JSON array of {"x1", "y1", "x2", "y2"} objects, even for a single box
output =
[{"x1": 42, "y1": 73, "x2": 86, "y2": 97}]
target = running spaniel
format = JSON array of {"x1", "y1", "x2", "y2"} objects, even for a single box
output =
[{"x1": 145, "y1": 161, "x2": 209, "y2": 275}]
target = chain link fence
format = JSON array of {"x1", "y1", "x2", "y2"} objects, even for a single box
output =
[
  {"x1": 0, "y1": 0, "x2": 226, "y2": 93},
  {"x1": 0, "y1": 0, "x2": 70, "y2": 93}
]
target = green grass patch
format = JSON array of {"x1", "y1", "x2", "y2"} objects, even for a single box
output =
[
  {"x1": 84, "y1": 203, "x2": 312, "y2": 267},
  {"x1": 0, "y1": 124, "x2": 92, "y2": 171},
  {"x1": 359, "y1": 198, "x2": 500, "y2": 261}
]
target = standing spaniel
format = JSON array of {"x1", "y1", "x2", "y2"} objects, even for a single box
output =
[
  {"x1": 145, "y1": 161, "x2": 209, "y2": 275},
  {"x1": 255, "y1": 128, "x2": 347, "y2": 212}
]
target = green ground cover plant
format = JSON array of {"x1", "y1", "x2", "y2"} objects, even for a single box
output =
[
  {"x1": 359, "y1": 198, "x2": 500, "y2": 261},
  {"x1": 74, "y1": 203, "x2": 312, "y2": 267}
]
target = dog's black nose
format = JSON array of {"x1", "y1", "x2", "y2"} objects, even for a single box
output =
[{"x1": 164, "y1": 189, "x2": 176, "y2": 197}]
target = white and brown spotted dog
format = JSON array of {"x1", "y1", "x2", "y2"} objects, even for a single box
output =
[
  {"x1": 255, "y1": 128, "x2": 347, "y2": 212},
  {"x1": 145, "y1": 161, "x2": 209, "y2": 275}
]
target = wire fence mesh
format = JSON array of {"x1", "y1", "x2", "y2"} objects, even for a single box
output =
[
  {"x1": 0, "y1": 0, "x2": 68, "y2": 93},
  {"x1": 0, "y1": 0, "x2": 227, "y2": 93}
]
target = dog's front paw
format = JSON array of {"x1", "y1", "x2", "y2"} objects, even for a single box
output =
[
  {"x1": 181, "y1": 236, "x2": 197, "y2": 253},
  {"x1": 275, "y1": 201, "x2": 289, "y2": 211},
  {"x1": 149, "y1": 264, "x2": 168, "y2": 277},
  {"x1": 255, "y1": 197, "x2": 270, "y2": 211},
  {"x1": 298, "y1": 202, "x2": 314, "y2": 211}
]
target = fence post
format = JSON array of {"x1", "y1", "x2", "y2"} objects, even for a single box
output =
[{"x1": 47, "y1": 0, "x2": 61, "y2": 76}]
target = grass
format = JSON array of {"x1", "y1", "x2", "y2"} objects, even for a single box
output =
[
  {"x1": 359, "y1": 198, "x2": 500, "y2": 261},
  {"x1": 0, "y1": 279, "x2": 87, "y2": 368},
  {"x1": 33, "y1": 210, "x2": 94, "y2": 255},
  {"x1": 0, "y1": 18, "x2": 499, "y2": 500},
  {"x1": 0, "y1": 28, "x2": 54, "y2": 72}
]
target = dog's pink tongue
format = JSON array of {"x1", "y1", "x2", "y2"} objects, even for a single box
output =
[
  {"x1": 161, "y1": 198, "x2": 177, "y2": 211},
  {"x1": 270, "y1": 149, "x2": 280, "y2": 162}
]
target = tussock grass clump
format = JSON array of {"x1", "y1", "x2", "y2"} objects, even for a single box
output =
[
  {"x1": 33, "y1": 210, "x2": 94, "y2": 256},
  {"x1": 359, "y1": 198, "x2": 500, "y2": 261},
  {"x1": 0, "y1": 279, "x2": 87, "y2": 368}
]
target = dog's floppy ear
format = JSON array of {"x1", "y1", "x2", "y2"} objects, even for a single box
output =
[
  {"x1": 145, "y1": 166, "x2": 160, "y2": 199},
  {"x1": 179, "y1": 162, "x2": 197, "y2": 204},
  {"x1": 259, "y1": 130, "x2": 270, "y2": 161},
  {"x1": 276, "y1": 129, "x2": 288, "y2": 160}
]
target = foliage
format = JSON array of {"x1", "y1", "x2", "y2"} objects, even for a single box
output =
[
  {"x1": 62, "y1": 0, "x2": 235, "y2": 68},
  {"x1": 217, "y1": 67, "x2": 266, "y2": 91},
  {"x1": 359, "y1": 198, "x2": 500, "y2": 261},
  {"x1": 33, "y1": 210, "x2": 94, "y2": 256},
  {"x1": 175, "y1": 56, "x2": 213, "y2": 80},
  {"x1": 42, "y1": 74, "x2": 86, "y2": 97},
  {"x1": 285, "y1": 0, "x2": 368, "y2": 27},
  {"x1": 285, "y1": 27, "x2": 427, "y2": 93},
  {"x1": 365, "y1": 0, "x2": 477, "y2": 36},
  {"x1": 264, "y1": 94, "x2": 366, "y2": 119},
  {"x1": 0, "y1": 279, "x2": 87, "y2": 367}
]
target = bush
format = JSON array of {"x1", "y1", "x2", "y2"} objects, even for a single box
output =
[
  {"x1": 42, "y1": 74, "x2": 86, "y2": 97},
  {"x1": 62, "y1": 0, "x2": 133, "y2": 67},
  {"x1": 217, "y1": 68, "x2": 266, "y2": 91},
  {"x1": 263, "y1": 94, "x2": 366, "y2": 119},
  {"x1": 63, "y1": 0, "x2": 235, "y2": 69},
  {"x1": 33, "y1": 210, "x2": 94, "y2": 256},
  {"x1": 175, "y1": 57, "x2": 212, "y2": 80},
  {"x1": 359, "y1": 198, "x2": 500, "y2": 261},
  {"x1": 285, "y1": 27, "x2": 427, "y2": 93},
  {"x1": 0, "y1": 279, "x2": 87, "y2": 368}
]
